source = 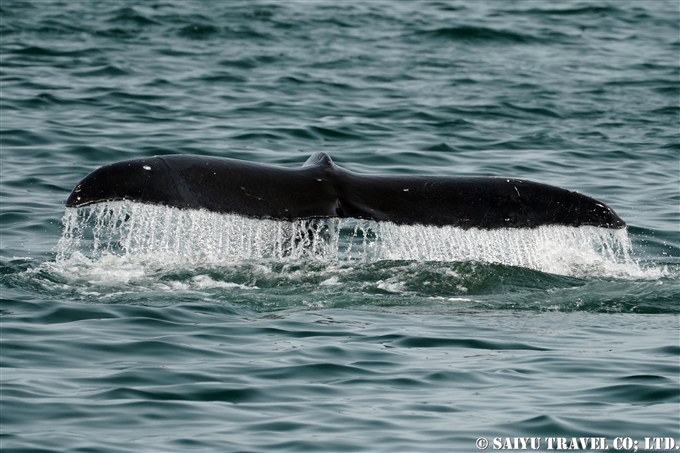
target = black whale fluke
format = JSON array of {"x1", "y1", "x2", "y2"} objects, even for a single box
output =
[{"x1": 66, "y1": 153, "x2": 626, "y2": 230}]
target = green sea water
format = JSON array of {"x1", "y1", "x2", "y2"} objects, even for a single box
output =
[{"x1": 1, "y1": 1, "x2": 679, "y2": 452}]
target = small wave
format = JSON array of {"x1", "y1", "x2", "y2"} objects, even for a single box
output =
[
  {"x1": 519, "y1": 5, "x2": 621, "y2": 17},
  {"x1": 416, "y1": 26, "x2": 540, "y2": 44},
  {"x1": 176, "y1": 24, "x2": 220, "y2": 40},
  {"x1": 105, "y1": 6, "x2": 161, "y2": 26}
]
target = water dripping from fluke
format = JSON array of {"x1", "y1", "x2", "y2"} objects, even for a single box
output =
[{"x1": 54, "y1": 201, "x2": 644, "y2": 279}]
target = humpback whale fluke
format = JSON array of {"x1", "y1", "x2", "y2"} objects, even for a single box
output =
[{"x1": 65, "y1": 153, "x2": 625, "y2": 230}]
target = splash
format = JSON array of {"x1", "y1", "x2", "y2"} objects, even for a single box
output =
[
  {"x1": 56, "y1": 201, "x2": 340, "y2": 262},
  {"x1": 55, "y1": 201, "x2": 640, "y2": 277}
]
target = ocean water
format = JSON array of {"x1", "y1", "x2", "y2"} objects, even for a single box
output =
[{"x1": 1, "y1": 1, "x2": 679, "y2": 452}]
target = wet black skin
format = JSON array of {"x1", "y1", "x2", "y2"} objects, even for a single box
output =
[{"x1": 66, "y1": 152, "x2": 626, "y2": 230}]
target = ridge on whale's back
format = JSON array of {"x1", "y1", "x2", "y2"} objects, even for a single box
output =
[{"x1": 66, "y1": 152, "x2": 626, "y2": 230}]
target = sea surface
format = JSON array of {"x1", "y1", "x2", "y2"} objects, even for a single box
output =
[{"x1": 1, "y1": 1, "x2": 679, "y2": 452}]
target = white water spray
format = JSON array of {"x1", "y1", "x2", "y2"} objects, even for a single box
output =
[{"x1": 55, "y1": 201, "x2": 639, "y2": 277}]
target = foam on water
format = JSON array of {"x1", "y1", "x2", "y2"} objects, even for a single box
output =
[{"x1": 53, "y1": 201, "x2": 647, "y2": 279}]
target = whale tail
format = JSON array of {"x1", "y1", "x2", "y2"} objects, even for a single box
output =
[{"x1": 66, "y1": 153, "x2": 625, "y2": 230}]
